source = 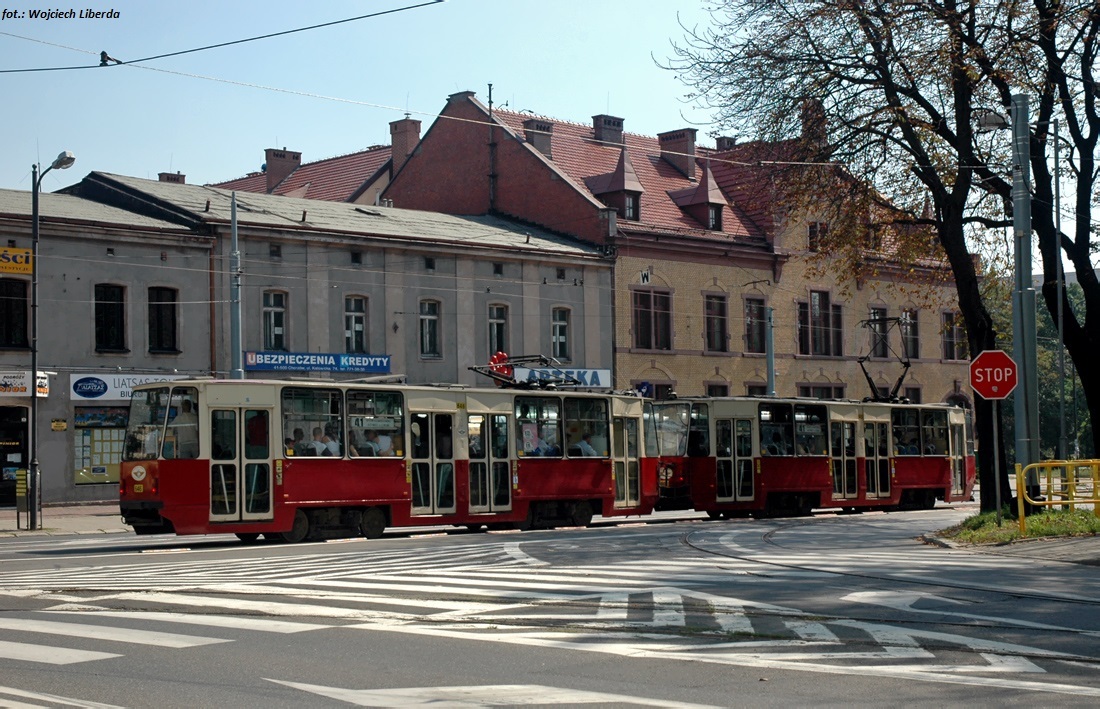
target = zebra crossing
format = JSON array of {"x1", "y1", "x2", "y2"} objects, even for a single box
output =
[{"x1": 3, "y1": 542, "x2": 1100, "y2": 696}]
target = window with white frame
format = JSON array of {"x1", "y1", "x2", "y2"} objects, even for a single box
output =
[
  {"x1": 262, "y1": 290, "x2": 286, "y2": 351},
  {"x1": 870, "y1": 306, "x2": 888, "y2": 358},
  {"x1": 942, "y1": 311, "x2": 967, "y2": 361},
  {"x1": 551, "y1": 307, "x2": 571, "y2": 360},
  {"x1": 797, "y1": 291, "x2": 843, "y2": 356},
  {"x1": 744, "y1": 297, "x2": 766, "y2": 354},
  {"x1": 632, "y1": 289, "x2": 672, "y2": 350},
  {"x1": 419, "y1": 299, "x2": 441, "y2": 358},
  {"x1": 704, "y1": 294, "x2": 728, "y2": 353},
  {"x1": 901, "y1": 308, "x2": 920, "y2": 359},
  {"x1": 488, "y1": 304, "x2": 508, "y2": 355},
  {"x1": 345, "y1": 296, "x2": 367, "y2": 354}
]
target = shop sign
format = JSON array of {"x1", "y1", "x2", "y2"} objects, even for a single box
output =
[
  {"x1": 69, "y1": 373, "x2": 188, "y2": 402},
  {"x1": 0, "y1": 371, "x2": 49, "y2": 397}
]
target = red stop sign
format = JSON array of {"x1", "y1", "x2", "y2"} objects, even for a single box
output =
[{"x1": 969, "y1": 350, "x2": 1018, "y2": 400}]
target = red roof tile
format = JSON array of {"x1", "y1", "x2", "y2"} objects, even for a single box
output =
[{"x1": 209, "y1": 146, "x2": 392, "y2": 202}]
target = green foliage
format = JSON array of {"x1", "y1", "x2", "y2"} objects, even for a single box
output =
[{"x1": 941, "y1": 508, "x2": 1100, "y2": 545}]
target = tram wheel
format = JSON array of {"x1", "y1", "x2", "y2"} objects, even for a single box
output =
[
  {"x1": 571, "y1": 501, "x2": 594, "y2": 528},
  {"x1": 360, "y1": 507, "x2": 386, "y2": 539},
  {"x1": 465, "y1": 524, "x2": 486, "y2": 533},
  {"x1": 280, "y1": 509, "x2": 310, "y2": 543},
  {"x1": 706, "y1": 511, "x2": 723, "y2": 520},
  {"x1": 235, "y1": 532, "x2": 261, "y2": 543}
]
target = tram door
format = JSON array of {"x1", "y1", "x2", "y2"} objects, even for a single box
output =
[
  {"x1": 613, "y1": 417, "x2": 640, "y2": 507},
  {"x1": 830, "y1": 420, "x2": 858, "y2": 500},
  {"x1": 864, "y1": 422, "x2": 891, "y2": 499},
  {"x1": 949, "y1": 422, "x2": 966, "y2": 498},
  {"x1": 468, "y1": 413, "x2": 512, "y2": 513},
  {"x1": 410, "y1": 412, "x2": 457, "y2": 515},
  {"x1": 208, "y1": 408, "x2": 273, "y2": 523},
  {"x1": 715, "y1": 418, "x2": 755, "y2": 502}
]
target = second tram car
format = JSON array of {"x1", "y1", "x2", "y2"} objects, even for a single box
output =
[
  {"x1": 120, "y1": 379, "x2": 656, "y2": 541},
  {"x1": 646, "y1": 396, "x2": 975, "y2": 517}
]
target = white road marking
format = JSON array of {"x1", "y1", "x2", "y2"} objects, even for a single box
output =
[
  {"x1": 0, "y1": 617, "x2": 228, "y2": 648},
  {"x1": 43, "y1": 609, "x2": 330, "y2": 633},
  {"x1": 0, "y1": 640, "x2": 120, "y2": 665},
  {"x1": 267, "y1": 679, "x2": 724, "y2": 708},
  {"x1": 0, "y1": 684, "x2": 125, "y2": 708}
]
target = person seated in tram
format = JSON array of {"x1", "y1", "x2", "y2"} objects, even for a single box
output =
[
  {"x1": 291, "y1": 428, "x2": 309, "y2": 456},
  {"x1": 365, "y1": 429, "x2": 394, "y2": 456},
  {"x1": 322, "y1": 424, "x2": 341, "y2": 456},
  {"x1": 309, "y1": 427, "x2": 329, "y2": 456},
  {"x1": 764, "y1": 431, "x2": 787, "y2": 456},
  {"x1": 577, "y1": 432, "x2": 599, "y2": 456}
]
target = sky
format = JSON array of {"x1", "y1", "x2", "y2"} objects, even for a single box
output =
[{"x1": 1, "y1": 0, "x2": 718, "y2": 193}]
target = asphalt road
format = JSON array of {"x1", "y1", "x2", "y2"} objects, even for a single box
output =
[{"x1": 1, "y1": 506, "x2": 1099, "y2": 707}]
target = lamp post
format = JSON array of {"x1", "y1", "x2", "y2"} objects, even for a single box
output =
[{"x1": 29, "y1": 150, "x2": 75, "y2": 530}]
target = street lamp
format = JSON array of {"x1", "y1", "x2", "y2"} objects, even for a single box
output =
[{"x1": 29, "y1": 150, "x2": 75, "y2": 530}]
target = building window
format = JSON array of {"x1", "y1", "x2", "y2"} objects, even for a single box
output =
[
  {"x1": 148, "y1": 287, "x2": 178, "y2": 353},
  {"x1": 632, "y1": 289, "x2": 672, "y2": 350},
  {"x1": 551, "y1": 307, "x2": 571, "y2": 361},
  {"x1": 424, "y1": 257, "x2": 435, "y2": 271},
  {"x1": 351, "y1": 251, "x2": 362, "y2": 265},
  {"x1": 488, "y1": 304, "x2": 508, "y2": 354},
  {"x1": 345, "y1": 296, "x2": 367, "y2": 354},
  {"x1": 704, "y1": 295, "x2": 728, "y2": 353},
  {"x1": 744, "y1": 298, "x2": 766, "y2": 354},
  {"x1": 797, "y1": 291, "x2": 843, "y2": 356},
  {"x1": 942, "y1": 311, "x2": 967, "y2": 361},
  {"x1": 746, "y1": 384, "x2": 767, "y2": 396},
  {"x1": 493, "y1": 262, "x2": 504, "y2": 276},
  {"x1": 0, "y1": 278, "x2": 28, "y2": 348},
  {"x1": 269, "y1": 243, "x2": 282, "y2": 258},
  {"x1": 870, "y1": 306, "x2": 888, "y2": 358},
  {"x1": 901, "y1": 308, "x2": 920, "y2": 359},
  {"x1": 808, "y1": 222, "x2": 828, "y2": 251},
  {"x1": 94, "y1": 283, "x2": 126, "y2": 351},
  {"x1": 706, "y1": 383, "x2": 729, "y2": 397},
  {"x1": 707, "y1": 204, "x2": 722, "y2": 231},
  {"x1": 798, "y1": 384, "x2": 845, "y2": 399},
  {"x1": 903, "y1": 387, "x2": 922, "y2": 404},
  {"x1": 624, "y1": 193, "x2": 640, "y2": 221},
  {"x1": 263, "y1": 290, "x2": 287, "y2": 351},
  {"x1": 419, "y1": 299, "x2": 441, "y2": 358}
]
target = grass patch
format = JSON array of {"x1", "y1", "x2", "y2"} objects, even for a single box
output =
[{"x1": 938, "y1": 508, "x2": 1100, "y2": 545}]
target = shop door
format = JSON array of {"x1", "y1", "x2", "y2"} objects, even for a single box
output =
[
  {"x1": 468, "y1": 413, "x2": 512, "y2": 513},
  {"x1": 864, "y1": 422, "x2": 891, "y2": 499},
  {"x1": 613, "y1": 417, "x2": 640, "y2": 508},
  {"x1": 0, "y1": 407, "x2": 27, "y2": 504},
  {"x1": 830, "y1": 421, "x2": 858, "y2": 500},
  {"x1": 209, "y1": 408, "x2": 273, "y2": 523},
  {"x1": 715, "y1": 418, "x2": 755, "y2": 502},
  {"x1": 410, "y1": 412, "x2": 457, "y2": 516}
]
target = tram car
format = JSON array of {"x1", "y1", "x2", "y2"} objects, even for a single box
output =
[
  {"x1": 119, "y1": 378, "x2": 656, "y2": 542},
  {"x1": 646, "y1": 396, "x2": 975, "y2": 517}
]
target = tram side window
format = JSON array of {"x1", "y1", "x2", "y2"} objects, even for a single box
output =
[
  {"x1": 688, "y1": 403, "x2": 710, "y2": 457},
  {"x1": 281, "y1": 387, "x2": 344, "y2": 457},
  {"x1": 645, "y1": 402, "x2": 691, "y2": 456},
  {"x1": 921, "y1": 409, "x2": 949, "y2": 455},
  {"x1": 793, "y1": 403, "x2": 828, "y2": 455},
  {"x1": 892, "y1": 408, "x2": 921, "y2": 455},
  {"x1": 164, "y1": 386, "x2": 200, "y2": 459},
  {"x1": 564, "y1": 397, "x2": 609, "y2": 457},
  {"x1": 124, "y1": 386, "x2": 171, "y2": 461},
  {"x1": 759, "y1": 403, "x2": 794, "y2": 456},
  {"x1": 516, "y1": 396, "x2": 562, "y2": 456},
  {"x1": 211, "y1": 410, "x2": 237, "y2": 460},
  {"x1": 347, "y1": 390, "x2": 404, "y2": 457}
]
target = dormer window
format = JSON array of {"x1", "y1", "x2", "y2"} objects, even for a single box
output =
[
  {"x1": 624, "y1": 193, "x2": 640, "y2": 221},
  {"x1": 708, "y1": 205, "x2": 722, "y2": 231}
]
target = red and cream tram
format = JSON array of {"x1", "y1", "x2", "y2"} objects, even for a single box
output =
[
  {"x1": 646, "y1": 396, "x2": 975, "y2": 517},
  {"x1": 120, "y1": 379, "x2": 655, "y2": 542}
]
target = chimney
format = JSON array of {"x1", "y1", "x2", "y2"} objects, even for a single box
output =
[
  {"x1": 715, "y1": 136, "x2": 737, "y2": 151},
  {"x1": 158, "y1": 171, "x2": 185, "y2": 184},
  {"x1": 390, "y1": 117, "x2": 422, "y2": 174},
  {"x1": 801, "y1": 99, "x2": 827, "y2": 147},
  {"x1": 263, "y1": 147, "x2": 301, "y2": 192},
  {"x1": 658, "y1": 128, "x2": 698, "y2": 181},
  {"x1": 592, "y1": 114, "x2": 624, "y2": 145},
  {"x1": 523, "y1": 118, "x2": 553, "y2": 158}
]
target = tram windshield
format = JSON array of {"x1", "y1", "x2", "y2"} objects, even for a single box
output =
[
  {"x1": 124, "y1": 386, "x2": 171, "y2": 461},
  {"x1": 644, "y1": 401, "x2": 691, "y2": 456}
]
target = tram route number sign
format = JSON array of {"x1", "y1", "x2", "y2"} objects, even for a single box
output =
[{"x1": 969, "y1": 350, "x2": 1018, "y2": 400}]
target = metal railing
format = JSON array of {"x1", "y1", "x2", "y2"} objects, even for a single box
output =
[{"x1": 1015, "y1": 460, "x2": 1100, "y2": 534}]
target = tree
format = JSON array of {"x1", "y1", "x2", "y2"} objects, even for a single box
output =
[{"x1": 668, "y1": 1, "x2": 1100, "y2": 511}]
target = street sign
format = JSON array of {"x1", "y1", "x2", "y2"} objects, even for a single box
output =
[{"x1": 969, "y1": 350, "x2": 1018, "y2": 400}]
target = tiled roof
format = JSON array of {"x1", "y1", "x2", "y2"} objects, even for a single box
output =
[
  {"x1": 209, "y1": 146, "x2": 392, "y2": 202},
  {"x1": 490, "y1": 107, "x2": 764, "y2": 241},
  {"x1": 84, "y1": 172, "x2": 603, "y2": 259},
  {"x1": 703, "y1": 139, "x2": 801, "y2": 240}
]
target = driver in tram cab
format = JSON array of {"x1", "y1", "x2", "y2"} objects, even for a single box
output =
[{"x1": 169, "y1": 399, "x2": 199, "y2": 458}]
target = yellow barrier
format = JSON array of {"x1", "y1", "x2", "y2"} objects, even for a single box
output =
[{"x1": 1015, "y1": 460, "x2": 1100, "y2": 534}]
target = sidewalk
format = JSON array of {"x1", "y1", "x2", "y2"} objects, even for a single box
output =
[{"x1": 0, "y1": 502, "x2": 131, "y2": 537}]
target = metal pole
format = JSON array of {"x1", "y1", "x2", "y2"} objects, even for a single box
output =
[
  {"x1": 1054, "y1": 119, "x2": 1066, "y2": 460},
  {"x1": 230, "y1": 192, "x2": 244, "y2": 379},
  {"x1": 765, "y1": 306, "x2": 776, "y2": 396},
  {"x1": 993, "y1": 399, "x2": 1002, "y2": 526},
  {"x1": 29, "y1": 163, "x2": 41, "y2": 531},
  {"x1": 1011, "y1": 93, "x2": 1040, "y2": 470}
]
